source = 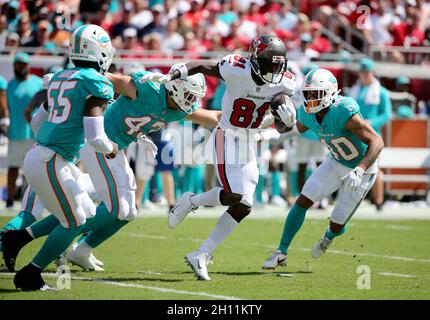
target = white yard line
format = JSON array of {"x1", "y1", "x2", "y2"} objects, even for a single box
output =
[
  {"x1": 0, "y1": 272, "x2": 242, "y2": 300},
  {"x1": 128, "y1": 233, "x2": 430, "y2": 264},
  {"x1": 378, "y1": 272, "x2": 416, "y2": 278}
]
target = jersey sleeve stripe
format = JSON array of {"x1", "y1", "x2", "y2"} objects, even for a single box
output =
[
  {"x1": 46, "y1": 154, "x2": 78, "y2": 228},
  {"x1": 215, "y1": 128, "x2": 232, "y2": 193}
]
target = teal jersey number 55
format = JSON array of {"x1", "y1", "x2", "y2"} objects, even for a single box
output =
[
  {"x1": 298, "y1": 95, "x2": 369, "y2": 169},
  {"x1": 37, "y1": 67, "x2": 114, "y2": 162}
]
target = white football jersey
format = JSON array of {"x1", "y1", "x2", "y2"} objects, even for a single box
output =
[{"x1": 217, "y1": 53, "x2": 296, "y2": 132}]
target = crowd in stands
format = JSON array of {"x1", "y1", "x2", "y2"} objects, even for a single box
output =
[
  {"x1": 1, "y1": 0, "x2": 430, "y2": 61},
  {"x1": 0, "y1": 0, "x2": 429, "y2": 210}
]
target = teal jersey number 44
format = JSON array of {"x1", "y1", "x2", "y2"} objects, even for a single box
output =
[
  {"x1": 298, "y1": 95, "x2": 368, "y2": 168},
  {"x1": 104, "y1": 71, "x2": 196, "y2": 150},
  {"x1": 37, "y1": 67, "x2": 114, "y2": 162}
]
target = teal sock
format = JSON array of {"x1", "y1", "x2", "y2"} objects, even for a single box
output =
[
  {"x1": 2, "y1": 211, "x2": 35, "y2": 231},
  {"x1": 32, "y1": 224, "x2": 83, "y2": 269},
  {"x1": 85, "y1": 219, "x2": 129, "y2": 248},
  {"x1": 325, "y1": 225, "x2": 348, "y2": 241},
  {"x1": 81, "y1": 203, "x2": 117, "y2": 234},
  {"x1": 278, "y1": 203, "x2": 308, "y2": 254},
  {"x1": 271, "y1": 172, "x2": 281, "y2": 197},
  {"x1": 30, "y1": 215, "x2": 60, "y2": 239},
  {"x1": 71, "y1": 203, "x2": 115, "y2": 245},
  {"x1": 195, "y1": 165, "x2": 204, "y2": 194}
]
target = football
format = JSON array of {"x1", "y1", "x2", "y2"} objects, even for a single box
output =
[{"x1": 270, "y1": 93, "x2": 290, "y2": 133}]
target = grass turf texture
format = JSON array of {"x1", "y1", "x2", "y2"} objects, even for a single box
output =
[{"x1": 1, "y1": 216, "x2": 429, "y2": 299}]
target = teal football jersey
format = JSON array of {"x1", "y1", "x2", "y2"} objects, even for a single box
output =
[
  {"x1": 104, "y1": 71, "x2": 195, "y2": 150},
  {"x1": 37, "y1": 67, "x2": 114, "y2": 162},
  {"x1": 298, "y1": 95, "x2": 368, "y2": 168}
]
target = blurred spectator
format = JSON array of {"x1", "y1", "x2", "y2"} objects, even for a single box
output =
[
  {"x1": 111, "y1": 2, "x2": 138, "y2": 39},
  {"x1": 22, "y1": 20, "x2": 51, "y2": 48},
  {"x1": 279, "y1": 1, "x2": 298, "y2": 32},
  {"x1": 349, "y1": 58, "x2": 392, "y2": 211},
  {"x1": 5, "y1": 0, "x2": 21, "y2": 33},
  {"x1": 140, "y1": 4, "x2": 167, "y2": 37},
  {"x1": 308, "y1": 21, "x2": 332, "y2": 54},
  {"x1": 0, "y1": 74, "x2": 8, "y2": 144},
  {"x1": 0, "y1": 15, "x2": 7, "y2": 48},
  {"x1": 3, "y1": 32, "x2": 20, "y2": 53},
  {"x1": 162, "y1": 18, "x2": 185, "y2": 52},
  {"x1": 389, "y1": 76, "x2": 417, "y2": 113},
  {"x1": 5, "y1": 52, "x2": 43, "y2": 208},
  {"x1": 49, "y1": 15, "x2": 71, "y2": 48},
  {"x1": 366, "y1": 0, "x2": 399, "y2": 45},
  {"x1": 122, "y1": 27, "x2": 144, "y2": 54}
]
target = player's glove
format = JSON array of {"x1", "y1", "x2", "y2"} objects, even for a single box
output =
[
  {"x1": 137, "y1": 135, "x2": 158, "y2": 159},
  {"x1": 139, "y1": 72, "x2": 172, "y2": 84},
  {"x1": 276, "y1": 102, "x2": 296, "y2": 128},
  {"x1": 341, "y1": 166, "x2": 365, "y2": 192}
]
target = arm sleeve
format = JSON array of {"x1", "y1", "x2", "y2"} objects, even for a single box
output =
[
  {"x1": 30, "y1": 102, "x2": 48, "y2": 136},
  {"x1": 83, "y1": 116, "x2": 114, "y2": 154},
  {"x1": 369, "y1": 88, "x2": 392, "y2": 129},
  {"x1": 83, "y1": 71, "x2": 114, "y2": 100}
]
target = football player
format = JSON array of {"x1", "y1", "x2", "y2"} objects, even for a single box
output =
[
  {"x1": 260, "y1": 68, "x2": 384, "y2": 269},
  {"x1": 1, "y1": 24, "x2": 117, "y2": 290},
  {"x1": 144, "y1": 34, "x2": 296, "y2": 280}
]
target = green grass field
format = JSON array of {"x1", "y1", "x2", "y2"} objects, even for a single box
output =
[{"x1": 1, "y1": 216, "x2": 429, "y2": 300}]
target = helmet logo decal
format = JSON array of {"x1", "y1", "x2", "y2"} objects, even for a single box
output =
[{"x1": 252, "y1": 38, "x2": 268, "y2": 55}]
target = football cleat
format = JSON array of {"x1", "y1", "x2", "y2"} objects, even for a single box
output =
[
  {"x1": 1, "y1": 229, "x2": 33, "y2": 272},
  {"x1": 262, "y1": 249, "x2": 288, "y2": 270},
  {"x1": 168, "y1": 192, "x2": 198, "y2": 229},
  {"x1": 90, "y1": 253, "x2": 104, "y2": 267},
  {"x1": 67, "y1": 243, "x2": 104, "y2": 271},
  {"x1": 311, "y1": 236, "x2": 333, "y2": 258},
  {"x1": 185, "y1": 250, "x2": 213, "y2": 281},
  {"x1": 14, "y1": 263, "x2": 52, "y2": 291}
]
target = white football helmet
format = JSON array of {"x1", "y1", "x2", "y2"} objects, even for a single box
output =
[
  {"x1": 301, "y1": 68, "x2": 340, "y2": 113},
  {"x1": 164, "y1": 64, "x2": 206, "y2": 114},
  {"x1": 69, "y1": 24, "x2": 114, "y2": 74}
]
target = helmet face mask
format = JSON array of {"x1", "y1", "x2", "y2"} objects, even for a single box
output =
[
  {"x1": 301, "y1": 69, "x2": 340, "y2": 114},
  {"x1": 165, "y1": 67, "x2": 206, "y2": 114},
  {"x1": 249, "y1": 35, "x2": 288, "y2": 84}
]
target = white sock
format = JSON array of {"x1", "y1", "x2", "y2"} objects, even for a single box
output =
[
  {"x1": 26, "y1": 227, "x2": 35, "y2": 239},
  {"x1": 190, "y1": 187, "x2": 223, "y2": 207},
  {"x1": 199, "y1": 212, "x2": 238, "y2": 254}
]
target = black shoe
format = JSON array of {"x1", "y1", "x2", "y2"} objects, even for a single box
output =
[
  {"x1": 1, "y1": 229, "x2": 33, "y2": 271},
  {"x1": 5, "y1": 199, "x2": 13, "y2": 208},
  {"x1": 376, "y1": 203, "x2": 383, "y2": 212},
  {"x1": 14, "y1": 263, "x2": 50, "y2": 291}
]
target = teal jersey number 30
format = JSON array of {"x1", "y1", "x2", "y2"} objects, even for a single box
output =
[
  {"x1": 298, "y1": 95, "x2": 369, "y2": 168},
  {"x1": 37, "y1": 67, "x2": 114, "y2": 162}
]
